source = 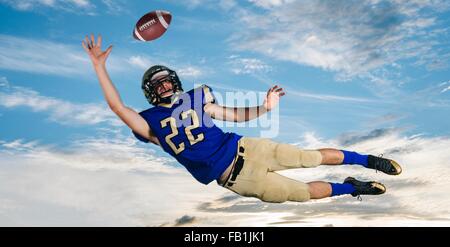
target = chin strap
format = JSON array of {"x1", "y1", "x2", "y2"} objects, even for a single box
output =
[
  {"x1": 159, "y1": 96, "x2": 172, "y2": 104},
  {"x1": 158, "y1": 91, "x2": 181, "y2": 105}
]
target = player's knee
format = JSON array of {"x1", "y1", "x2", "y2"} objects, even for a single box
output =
[
  {"x1": 259, "y1": 184, "x2": 311, "y2": 203},
  {"x1": 275, "y1": 143, "x2": 322, "y2": 168},
  {"x1": 288, "y1": 189, "x2": 311, "y2": 202},
  {"x1": 275, "y1": 143, "x2": 302, "y2": 167},
  {"x1": 300, "y1": 150, "x2": 322, "y2": 168},
  {"x1": 260, "y1": 184, "x2": 290, "y2": 203}
]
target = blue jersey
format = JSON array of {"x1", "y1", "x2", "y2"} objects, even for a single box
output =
[{"x1": 133, "y1": 85, "x2": 242, "y2": 184}]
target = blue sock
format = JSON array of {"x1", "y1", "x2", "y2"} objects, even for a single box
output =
[
  {"x1": 330, "y1": 183, "x2": 356, "y2": 197},
  {"x1": 341, "y1": 150, "x2": 368, "y2": 167}
]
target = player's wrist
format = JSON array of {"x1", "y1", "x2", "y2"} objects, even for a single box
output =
[
  {"x1": 261, "y1": 104, "x2": 270, "y2": 112},
  {"x1": 93, "y1": 62, "x2": 106, "y2": 70}
]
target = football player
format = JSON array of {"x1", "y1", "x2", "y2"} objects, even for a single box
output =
[{"x1": 82, "y1": 34, "x2": 402, "y2": 203}]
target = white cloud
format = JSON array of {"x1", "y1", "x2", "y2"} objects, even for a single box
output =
[
  {"x1": 70, "y1": 0, "x2": 89, "y2": 7},
  {"x1": 248, "y1": 0, "x2": 294, "y2": 9},
  {"x1": 288, "y1": 89, "x2": 374, "y2": 103},
  {"x1": 0, "y1": 137, "x2": 173, "y2": 173},
  {"x1": 0, "y1": 83, "x2": 121, "y2": 126},
  {"x1": 401, "y1": 80, "x2": 450, "y2": 108},
  {"x1": 100, "y1": 0, "x2": 127, "y2": 14},
  {"x1": 229, "y1": 57, "x2": 272, "y2": 75},
  {"x1": 0, "y1": 35, "x2": 129, "y2": 77},
  {"x1": 0, "y1": 136, "x2": 224, "y2": 226},
  {"x1": 127, "y1": 55, "x2": 204, "y2": 79},
  {"x1": 231, "y1": 0, "x2": 450, "y2": 79},
  {"x1": 205, "y1": 81, "x2": 373, "y2": 104},
  {"x1": 127, "y1": 56, "x2": 152, "y2": 70},
  {"x1": 0, "y1": 76, "x2": 9, "y2": 87},
  {"x1": 442, "y1": 86, "x2": 450, "y2": 93},
  {"x1": 0, "y1": 0, "x2": 96, "y2": 14},
  {"x1": 166, "y1": 0, "x2": 237, "y2": 11},
  {"x1": 218, "y1": 0, "x2": 237, "y2": 10},
  {"x1": 0, "y1": 35, "x2": 92, "y2": 76},
  {"x1": 0, "y1": 0, "x2": 129, "y2": 15},
  {"x1": 177, "y1": 66, "x2": 202, "y2": 78},
  {"x1": 1, "y1": 0, "x2": 54, "y2": 10},
  {"x1": 440, "y1": 80, "x2": 450, "y2": 93}
]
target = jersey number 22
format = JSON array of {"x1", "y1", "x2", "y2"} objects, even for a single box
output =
[{"x1": 160, "y1": 109, "x2": 204, "y2": 154}]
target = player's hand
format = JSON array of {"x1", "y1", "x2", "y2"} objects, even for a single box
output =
[
  {"x1": 263, "y1": 85, "x2": 285, "y2": 111},
  {"x1": 82, "y1": 34, "x2": 112, "y2": 67}
]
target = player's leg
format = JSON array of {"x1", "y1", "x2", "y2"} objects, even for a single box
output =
[
  {"x1": 258, "y1": 172, "x2": 311, "y2": 203},
  {"x1": 235, "y1": 172, "x2": 386, "y2": 203},
  {"x1": 318, "y1": 148, "x2": 344, "y2": 165},
  {"x1": 270, "y1": 142, "x2": 323, "y2": 170},
  {"x1": 235, "y1": 138, "x2": 325, "y2": 171},
  {"x1": 221, "y1": 137, "x2": 386, "y2": 202},
  {"x1": 272, "y1": 142, "x2": 401, "y2": 175},
  {"x1": 221, "y1": 139, "x2": 310, "y2": 203},
  {"x1": 320, "y1": 148, "x2": 402, "y2": 175},
  {"x1": 272, "y1": 144, "x2": 367, "y2": 169},
  {"x1": 307, "y1": 181, "x2": 332, "y2": 199},
  {"x1": 270, "y1": 141, "x2": 368, "y2": 170},
  {"x1": 308, "y1": 178, "x2": 386, "y2": 199}
]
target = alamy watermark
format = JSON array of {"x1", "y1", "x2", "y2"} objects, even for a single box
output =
[{"x1": 169, "y1": 85, "x2": 279, "y2": 138}]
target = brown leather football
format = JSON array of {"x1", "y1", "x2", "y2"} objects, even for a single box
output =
[{"x1": 133, "y1": 10, "x2": 172, "y2": 41}]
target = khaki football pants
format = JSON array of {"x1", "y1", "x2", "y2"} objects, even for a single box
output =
[{"x1": 222, "y1": 137, "x2": 323, "y2": 203}]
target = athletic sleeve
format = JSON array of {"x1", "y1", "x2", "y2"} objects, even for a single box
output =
[{"x1": 202, "y1": 84, "x2": 216, "y2": 104}]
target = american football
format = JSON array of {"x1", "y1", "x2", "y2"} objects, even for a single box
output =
[{"x1": 133, "y1": 10, "x2": 172, "y2": 41}]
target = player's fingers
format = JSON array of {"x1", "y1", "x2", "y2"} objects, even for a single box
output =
[
  {"x1": 86, "y1": 36, "x2": 94, "y2": 49},
  {"x1": 97, "y1": 34, "x2": 102, "y2": 47},
  {"x1": 105, "y1": 45, "x2": 113, "y2": 56},
  {"x1": 85, "y1": 36, "x2": 91, "y2": 48},
  {"x1": 269, "y1": 85, "x2": 277, "y2": 93},
  {"x1": 89, "y1": 34, "x2": 95, "y2": 48},
  {"x1": 279, "y1": 92, "x2": 286, "y2": 97},
  {"x1": 275, "y1": 87, "x2": 283, "y2": 92},
  {"x1": 81, "y1": 41, "x2": 89, "y2": 52}
]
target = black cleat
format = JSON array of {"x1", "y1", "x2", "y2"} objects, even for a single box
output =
[
  {"x1": 344, "y1": 177, "x2": 386, "y2": 198},
  {"x1": 367, "y1": 155, "x2": 402, "y2": 175}
]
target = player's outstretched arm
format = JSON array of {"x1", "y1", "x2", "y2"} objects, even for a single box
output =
[
  {"x1": 204, "y1": 85, "x2": 285, "y2": 122},
  {"x1": 82, "y1": 34, "x2": 158, "y2": 144}
]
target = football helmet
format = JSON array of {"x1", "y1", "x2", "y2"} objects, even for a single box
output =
[{"x1": 141, "y1": 65, "x2": 183, "y2": 105}]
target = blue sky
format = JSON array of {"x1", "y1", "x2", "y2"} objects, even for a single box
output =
[{"x1": 0, "y1": 0, "x2": 450, "y2": 226}]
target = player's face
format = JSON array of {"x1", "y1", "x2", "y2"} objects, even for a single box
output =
[{"x1": 155, "y1": 80, "x2": 174, "y2": 98}]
